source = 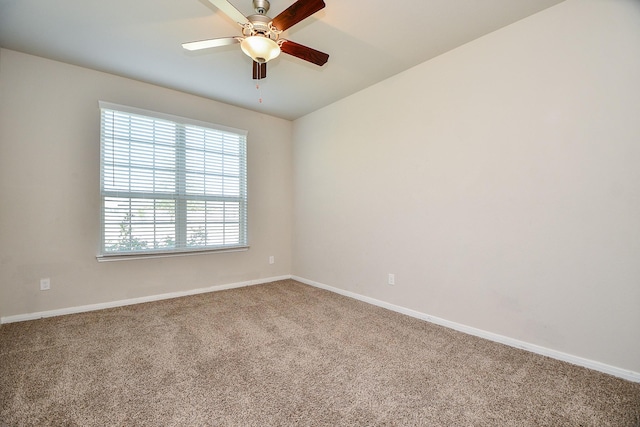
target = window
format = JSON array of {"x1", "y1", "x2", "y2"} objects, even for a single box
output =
[{"x1": 99, "y1": 102, "x2": 248, "y2": 258}]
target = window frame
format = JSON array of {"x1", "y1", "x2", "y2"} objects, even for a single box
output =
[{"x1": 97, "y1": 101, "x2": 249, "y2": 261}]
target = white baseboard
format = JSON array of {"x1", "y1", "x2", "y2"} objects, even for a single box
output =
[
  {"x1": 0, "y1": 275, "x2": 292, "y2": 324},
  {"x1": 292, "y1": 275, "x2": 640, "y2": 383}
]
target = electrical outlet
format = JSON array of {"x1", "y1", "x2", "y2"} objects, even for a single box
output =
[
  {"x1": 269, "y1": 256, "x2": 275, "y2": 265},
  {"x1": 40, "y1": 278, "x2": 51, "y2": 291},
  {"x1": 388, "y1": 274, "x2": 395, "y2": 286}
]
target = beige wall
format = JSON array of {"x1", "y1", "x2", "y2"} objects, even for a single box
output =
[
  {"x1": 292, "y1": 0, "x2": 640, "y2": 374},
  {"x1": 0, "y1": 48, "x2": 293, "y2": 318}
]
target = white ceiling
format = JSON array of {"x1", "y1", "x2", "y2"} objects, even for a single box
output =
[{"x1": 0, "y1": 0, "x2": 564, "y2": 120}]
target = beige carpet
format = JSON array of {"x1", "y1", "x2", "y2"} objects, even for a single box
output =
[{"x1": 1, "y1": 279, "x2": 639, "y2": 426}]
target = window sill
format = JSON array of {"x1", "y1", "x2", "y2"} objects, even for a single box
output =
[{"x1": 96, "y1": 246, "x2": 249, "y2": 262}]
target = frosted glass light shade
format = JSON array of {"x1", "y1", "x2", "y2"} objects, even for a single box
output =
[{"x1": 241, "y1": 36, "x2": 280, "y2": 63}]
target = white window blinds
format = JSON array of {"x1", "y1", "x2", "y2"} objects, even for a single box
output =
[{"x1": 99, "y1": 102, "x2": 248, "y2": 257}]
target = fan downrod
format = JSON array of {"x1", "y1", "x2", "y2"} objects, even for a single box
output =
[{"x1": 253, "y1": 0, "x2": 270, "y2": 14}]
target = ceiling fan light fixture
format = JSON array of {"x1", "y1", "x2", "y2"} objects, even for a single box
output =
[{"x1": 241, "y1": 35, "x2": 280, "y2": 63}]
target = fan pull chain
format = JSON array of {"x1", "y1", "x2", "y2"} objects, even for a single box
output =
[
  {"x1": 256, "y1": 82, "x2": 263, "y2": 104},
  {"x1": 256, "y1": 63, "x2": 264, "y2": 103}
]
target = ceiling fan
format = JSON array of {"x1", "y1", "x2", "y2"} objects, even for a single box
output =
[{"x1": 183, "y1": 0, "x2": 329, "y2": 80}]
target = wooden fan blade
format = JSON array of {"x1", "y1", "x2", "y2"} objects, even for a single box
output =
[
  {"x1": 207, "y1": 0, "x2": 249, "y2": 25},
  {"x1": 280, "y1": 40, "x2": 329, "y2": 66},
  {"x1": 252, "y1": 61, "x2": 267, "y2": 80},
  {"x1": 272, "y1": 0, "x2": 325, "y2": 31},
  {"x1": 182, "y1": 37, "x2": 240, "y2": 51}
]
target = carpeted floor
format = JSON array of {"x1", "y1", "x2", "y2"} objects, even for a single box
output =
[{"x1": 1, "y1": 279, "x2": 639, "y2": 426}]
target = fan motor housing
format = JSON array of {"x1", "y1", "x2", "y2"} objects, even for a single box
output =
[{"x1": 246, "y1": 14, "x2": 279, "y2": 40}]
